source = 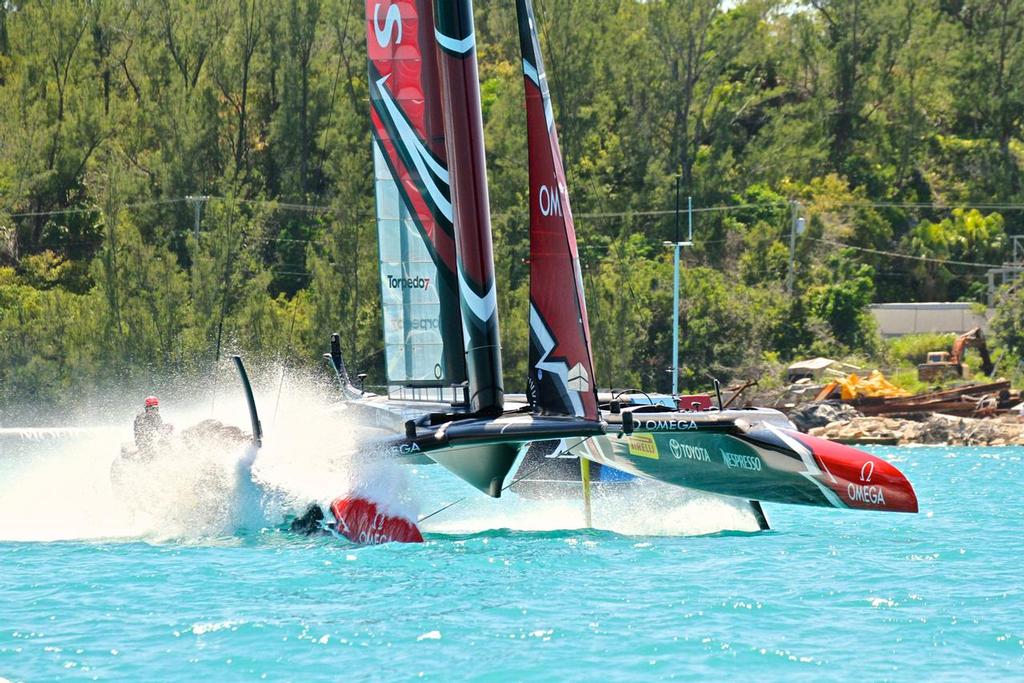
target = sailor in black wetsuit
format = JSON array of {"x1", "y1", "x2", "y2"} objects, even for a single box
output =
[
  {"x1": 134, "y1": 396, "x2": 165, "y2": 454},
  {"x1": 290, "y1": 503, "x2": 328, "y2": 535}
]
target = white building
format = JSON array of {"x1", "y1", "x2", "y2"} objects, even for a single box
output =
[{"x1": 869, "y1": 302, "x2": 989, "y2": 337}]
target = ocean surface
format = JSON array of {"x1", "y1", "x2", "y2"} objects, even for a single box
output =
[{"x1": 2, "y1": 401, "x2": 1023, "y2": 681}]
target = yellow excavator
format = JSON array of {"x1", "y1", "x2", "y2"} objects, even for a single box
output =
[{"x1": 917, "y1": 327, "x2": 994, "y2": 382}]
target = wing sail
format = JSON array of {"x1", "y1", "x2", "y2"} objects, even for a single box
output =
[
  {"x1": 434, "y1": 0, "x2": 505, "y2": 415},
  {"x1": 366, "y1": 0, "x2": 466, "y2": 393},
  {"x1": 517, "y1": 0, "x2": 598, "y2": 420}
]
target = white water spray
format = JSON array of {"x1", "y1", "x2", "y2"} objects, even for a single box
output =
[
  {"x1": 0, "y1": 370, "x2": 413, "y2": 542},
  {"x1": 0, "y1": 367, "x2": 762, "y2": 542},
  {"x1": 417, "y1": 478, "x2": 764, "y2": 537}
]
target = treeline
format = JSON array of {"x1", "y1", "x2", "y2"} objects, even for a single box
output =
[{"x1": 2, "y1": 0, "x2": 1024, "y2": 416}]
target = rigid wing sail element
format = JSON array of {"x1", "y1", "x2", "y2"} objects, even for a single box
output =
[
  {"x1": 366, "y1": 0, "x2": 466, "y2": 392},
  {"x1": 517, "y1": 0, "x2": 599, "y2": 421},
  {"x1": 433, "y1": 0, "x2": 505, "y2": 415}
]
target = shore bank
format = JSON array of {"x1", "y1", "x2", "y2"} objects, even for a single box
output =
[{"x1": 809, "y1": 413, "x2": 1024, "y2": 446}]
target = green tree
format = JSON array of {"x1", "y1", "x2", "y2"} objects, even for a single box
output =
[
  {"x1": 804, "y1": 252, "x2": 878, "y2": 351},
  {"x1": 900, "y1": 208, "x2": 1007, "y2": 301}
]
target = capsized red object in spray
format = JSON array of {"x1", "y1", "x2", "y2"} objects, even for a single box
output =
[{"x1": 330, "y1": 496, "x2": 424, "y2": 545}]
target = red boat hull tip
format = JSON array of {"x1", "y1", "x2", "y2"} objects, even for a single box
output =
[{"x1": 789, "y1": 431, "x2": 919, "y2": 513}]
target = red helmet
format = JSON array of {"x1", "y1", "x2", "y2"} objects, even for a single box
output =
[{"x1": 144, "y1": 396, "x2": 159, "y2": 408}]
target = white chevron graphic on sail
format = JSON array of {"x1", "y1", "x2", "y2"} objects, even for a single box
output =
[
  {"x1": 458, "y1": 262, "x2": 497, "y2": 322},
  {"x1": 530, "y1": 303, "x2": 584, "y2": 416},
  {"x1": 436, "y1": 29, "x2": 475, "y2": 54},
  {"x1": 375, "y1": 74, "x2": 453, "y2": 221}
]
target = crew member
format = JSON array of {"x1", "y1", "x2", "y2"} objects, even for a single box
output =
[{"x1": 134, "y1": 396, "x2": 165, "y2": 453}]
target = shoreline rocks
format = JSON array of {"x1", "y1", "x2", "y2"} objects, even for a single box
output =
[
  {"x1": 788, "y1": 401, "x2": 864, "y2": 432},
  {"x1": 808, "y1": 413, "x2": 1024, "y2": 446}
]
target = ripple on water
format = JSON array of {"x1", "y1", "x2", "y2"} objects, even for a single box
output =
[{"x1": 1, "y1": 446, "x2": 1024, "y2": 680}]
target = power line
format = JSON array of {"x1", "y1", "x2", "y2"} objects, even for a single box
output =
[
  {"x1": 574, "y1": 201, "x2": 789, "y2": 220},
  {"x1": 14, "y1": 195, "x2": 1024, "y2": 223},
  {"x1": 8, "y1": 195, "x2": 1021, "y2": 273},
  {"x1": 809, "y1": 237, "x2": 1002, "y2": 269},
  {"x1": 828, "y1": 201, "x2": 1024, "y2": 211},
  {"x1": 8, "y1": 198, "x2": 186, "y2": 218},
  {"x1": 232, "y1": 198, "x2": 339, "y2": 214}
]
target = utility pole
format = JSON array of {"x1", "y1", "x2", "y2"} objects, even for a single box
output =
[
  {"x1": 664, "y1": 175, "x2": 693, "y2": 396},
  {"x1": 988, "y1": 234, "x2": 1024, "y2": 306},
  {"x1": 185, "y1": 195, "x2": 208, "y2": 242},
  {"x1": 786, "y1": 200, "x2": 804, "y2": 297}
]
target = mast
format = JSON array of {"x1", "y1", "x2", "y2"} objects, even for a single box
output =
[{"x1": 433, "y1": 0, "x2": 505, "y2": 415}]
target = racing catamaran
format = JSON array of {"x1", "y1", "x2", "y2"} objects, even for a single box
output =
[{"x1": 292, "y1": 0, "x2": 917, "y2": 542}]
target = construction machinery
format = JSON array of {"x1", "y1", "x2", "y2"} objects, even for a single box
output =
[{"x1": 917, "y1": 327, "x2": 994, "y2": 382}]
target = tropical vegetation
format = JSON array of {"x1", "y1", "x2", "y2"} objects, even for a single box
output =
[{"x1": 2, "y1": 0, "x2": 1024, "y2": 419}]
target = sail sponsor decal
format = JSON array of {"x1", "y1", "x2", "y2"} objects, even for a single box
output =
[
  {"x1": 538, "y1": 182, "x2": 563, "y2": 216},
  {"x1": 386, "y1": 274, "x2": 431, "y2": 291},
  {"x1": 372, "y1": 3, "x2": 402, "y2": 47}
]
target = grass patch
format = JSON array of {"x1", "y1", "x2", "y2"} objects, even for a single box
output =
[
  {"x1": 886, "y1": 333, "x2": 957, "y2": 366},
  {"x1": 886, "y1": 367, "x2": 932, "y2": 395}
]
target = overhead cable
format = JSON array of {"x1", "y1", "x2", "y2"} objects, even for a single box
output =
[{"x1": 809, "y1": 237, "x2": 1003, "y2": 269}]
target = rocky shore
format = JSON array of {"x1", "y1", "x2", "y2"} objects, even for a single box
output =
[{"x1": 809, "y1": 413, "x2": 1024, "y2": 446}]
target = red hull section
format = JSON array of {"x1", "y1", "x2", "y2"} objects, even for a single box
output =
[
  {"x1": 789, "y1": 431, "x2": 919, "y2": 513},
  {"x1": 330, "y1": 496, "x2": 424, "y2": 545}
]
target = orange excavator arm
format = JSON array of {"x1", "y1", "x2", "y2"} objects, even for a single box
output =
[{"x1": 950, "y1": 327, "x2": 995, "y2": 376}]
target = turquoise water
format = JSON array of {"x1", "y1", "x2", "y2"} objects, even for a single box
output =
[{"x1": 2, "y1": 434, "x2": 1023, "y2": 680}]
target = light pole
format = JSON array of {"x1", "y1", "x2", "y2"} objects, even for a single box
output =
[
  {"x1": 663, "y1": 175, "x2": 693, "y2": 397},
  {"x1": 786, "y1": 200, "x2": 805, "y2": 297}
]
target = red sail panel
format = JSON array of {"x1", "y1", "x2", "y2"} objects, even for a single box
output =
[
  {"x1": 366, "y1": 0, "x2": 466, "y2": 387},
  {"x1": 433, "y1": 0, "x2": 504, "y2": 414},
  {"x1": 516, "y1": 0, "x2": 598, "y2": 420}
]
